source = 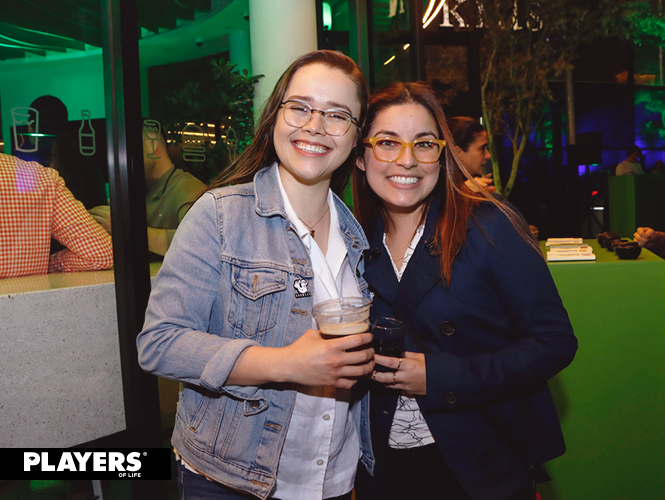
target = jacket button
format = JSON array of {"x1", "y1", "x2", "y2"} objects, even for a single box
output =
[
  {"x1": 428, "y1": 242, "x2": 442, "y2": 256},
  {"x1": 440, "y1": 321, "x2": 456, "y2": 336},
  {"x1": 446, "y1": 392, "x2": 458, "y2": 405},
  {"x1": 250, "y1": 401, "x2": 260, "y2": 409},
  {"x1": 365, "y1": 250, "x2": 380, "y2": 263}
]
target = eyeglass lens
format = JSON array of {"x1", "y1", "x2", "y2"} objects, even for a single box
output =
[
  {"x1": 283, "y1": 102, "x2": 352, "y2": 136},
  {"x1": 374, "y1": 139, "x2": 441, "y2": 162}
]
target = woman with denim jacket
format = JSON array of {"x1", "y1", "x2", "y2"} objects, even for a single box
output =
[
  {"x1": 352, "y1": 83, "x2": 577, "y2": 500},
  {"x1": 138, "y1": 50, "x2": 375, "y2": 500}
]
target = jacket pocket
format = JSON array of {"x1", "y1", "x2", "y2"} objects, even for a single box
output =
[{"x1": 228, "y1": 265, "x2": 287, "y2": 338}]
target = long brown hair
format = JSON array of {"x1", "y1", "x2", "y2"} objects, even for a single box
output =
[
  {"x1": 353, "y1": 82, "x2": 539, "y2": 286},
  {"x1": 207, "y1": 50, "x2": 368, "y2": 196},
  {"x1": 448, "y1": 116, "x2": 486, "y2": 152}
]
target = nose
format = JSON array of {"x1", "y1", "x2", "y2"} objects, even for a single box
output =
[
  {"x1": 301, "y1": 110, "x2": 326, "y2": 135},
  {"x1": 396, "y1": 144, "x2": 418, "y2": 169}
]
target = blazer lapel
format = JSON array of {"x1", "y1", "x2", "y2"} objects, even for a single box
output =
[
  {"x1": 363, "y1": 219, "x2": 400, "y2": 309},
  {"x1": 393, "y1": 198, "x2": 442, "y2": 323}
]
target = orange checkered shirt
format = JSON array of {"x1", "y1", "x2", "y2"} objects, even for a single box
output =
[{"x1": 0, "y1": 153, "x2": 114, "y2": 279}]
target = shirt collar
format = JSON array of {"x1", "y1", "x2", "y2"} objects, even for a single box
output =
[{"x1": 275, "y1": 165, "x2": 348, "y2": 276}]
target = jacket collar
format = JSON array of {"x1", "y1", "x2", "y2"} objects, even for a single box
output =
[
  {"x1": 364, "y1": 196, "x2": 442, "y2": 321},
  {"x1": 395, "y1": 196, "x2": 442, "y2": 319},
  {"x1": 253, "y1": 164, "x2": 369, "y2": 251},
  {"x1": 254, "y1": 164, "x2": 289, "y2": 219}
]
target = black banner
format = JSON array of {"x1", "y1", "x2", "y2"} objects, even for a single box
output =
[{"x1": 2, "y1": 449, "x2": 171, "y2": 480}]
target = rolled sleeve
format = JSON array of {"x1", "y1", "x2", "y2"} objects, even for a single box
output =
[{"x1": 138, "y1": 192, "x2": 261, "y2": 398}]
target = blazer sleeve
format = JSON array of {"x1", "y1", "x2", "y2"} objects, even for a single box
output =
[
  {"x1": 419, "y1": 206, "x2": 577, "y2": 413},
  {"x1": 137, "y1": 192, "x2": 262, "y2": 398}
]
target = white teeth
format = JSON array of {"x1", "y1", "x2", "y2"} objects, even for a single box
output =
[
  {"x1": 295, "y1": 142, "x2": 328, "y2": 154},
  {"x1": 389, "y1": 176, "x2": 419, "y2": 185}
]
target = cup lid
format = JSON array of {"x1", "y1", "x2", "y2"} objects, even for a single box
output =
[{"x1": 312, "y1": 297, "x2": 371, "y2": 317}]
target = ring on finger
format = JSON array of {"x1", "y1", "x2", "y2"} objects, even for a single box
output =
[
  {"x1": 397, "y1": 358, "x2": 402, "y2": 370},
  {"x1": 390, "y1": 373, "x2": 397, "y2": 385}
]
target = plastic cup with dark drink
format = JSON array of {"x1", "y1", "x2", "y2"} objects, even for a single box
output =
[
  {"x1": 312, "y1": 297, "x2": 371, "y2": 339},
  {"x1": 370, "y1": 317, "x2": 405, "y2": 372}
]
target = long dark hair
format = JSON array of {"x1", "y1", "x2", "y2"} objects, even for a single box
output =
[
  {"x1": 353, "y1": 82, "x2": 539, "y2": 286},
  {"x1": 207, "y1": 50, "x2": 368, "y2": 196},
  {"x1": 448, "y1": 116, "x2": 486, "y2": 152}
]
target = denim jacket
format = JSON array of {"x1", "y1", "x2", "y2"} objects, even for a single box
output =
[{"x1": 138, "y1": 165, "x2": 374, "y2": 499}]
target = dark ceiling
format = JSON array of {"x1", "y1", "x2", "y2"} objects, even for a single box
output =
[{"x1": 0, "y1": 0, "x2": 218, "y2": 61}]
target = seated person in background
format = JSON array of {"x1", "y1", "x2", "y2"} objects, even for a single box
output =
[
  {"x1": 650, "y1": 160, "x2": 665, "y2": 174},
  {"x1": 448, "y1": 116, "x2": 496, "y2": 193},
  {"x1": 616, "y1": 146, "x2": 644, "y2": 175},
  {"x1": 16, "y1": 95, "x2": 107, "y2": 209},
  {"x1": 634, "y1": 227, "x2": 665, "y2": 259},
  {"x1": 90, "y1": 119, "x2": 206, "y2": 257},
  {"x1": 0, "y1": 153, "x2": 113, "y2": 279}
]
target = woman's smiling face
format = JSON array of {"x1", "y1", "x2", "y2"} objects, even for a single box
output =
[
  {"x1": 358, "y1": 103, "x2": 441, "y2": 216},
  {"x1": 273, "y1": 63, "x2": 361, "y2": 188}
]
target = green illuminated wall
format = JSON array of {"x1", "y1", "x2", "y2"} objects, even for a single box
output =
[{"x1": 0, "y1": 53, "x2": 106, "y2": 155}]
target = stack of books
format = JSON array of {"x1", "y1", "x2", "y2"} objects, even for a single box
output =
[{"x1": 545, "y1": 238, "x2": 596, "y2": 262}]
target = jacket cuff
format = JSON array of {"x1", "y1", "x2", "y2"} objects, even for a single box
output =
[
  {"x1": 418, "y1": 352, "x2": 462, "y2": 413},
  {"x1": 199, "y1": 338, "x2": 262, "y2": 399}
]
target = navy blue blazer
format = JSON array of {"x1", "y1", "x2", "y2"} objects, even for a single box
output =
[{"x1": 360, "y1": 198, "x2": 577, "y2": 500}]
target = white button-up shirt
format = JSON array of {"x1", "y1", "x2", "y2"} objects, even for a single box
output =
[{"x1": 272, "y1": 167, "x2": 362, "y2": 500}]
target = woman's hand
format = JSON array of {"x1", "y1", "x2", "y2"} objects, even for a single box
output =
[
  {"x1": 372, "y1": 351, "x2": 426, "y2": 395},
  {"x1": 634, "y1": 227, "x2": 655, "y2": 247},
  {"x1": 464, "y1": 173, "x2": 496, "y2": 194},
  {"x1": 227, "y1": 330, "x2": 374, "y2": 388},
  {"x1": 279, "y1": 329, "x2": 375, "y2": 389}
]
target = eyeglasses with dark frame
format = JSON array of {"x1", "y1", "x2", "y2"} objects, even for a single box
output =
[
  {"x1": 280, "y1": 100, "x2": 359, "y2": 137},
  {"x1": 363, "y1": 137, "x2": 447, "y2": 163}
]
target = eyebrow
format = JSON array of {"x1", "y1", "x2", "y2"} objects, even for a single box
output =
[
  {"x1": 286, "y1": 95, "x2": 354, "y2": 115},
  {"x1": 374, "y1": 129, "x2": 439, "y2": 139}
]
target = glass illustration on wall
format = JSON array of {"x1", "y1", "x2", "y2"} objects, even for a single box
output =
[
  {"x1": 11, "y1": 106, "x2": 39, "y2": 153},
  {"x1": 144, "y1": 119, "x2": 162, "y2": 160}
]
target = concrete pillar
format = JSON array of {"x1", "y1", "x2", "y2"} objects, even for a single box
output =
[
  {"x1": 249, "y1": 0, "x2": 318, "y2": 119},
  {"x1": 229, "y1": 30, "x2": 252, "y2": 76}
]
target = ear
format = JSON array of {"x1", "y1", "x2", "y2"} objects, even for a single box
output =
[
  {"x1": 356, "y1": 155, "x2": 366, "y2": 172},
  {"x1": 452, "y1": 144, "x2": 463, "y2": 156}
]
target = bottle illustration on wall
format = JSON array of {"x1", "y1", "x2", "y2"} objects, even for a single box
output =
[
  {"x1": 79, "y1": 110, "x2": 96, "y2": 156},
  {"x1": 11, "y1": 106, "x2": 39, "y2": 153},
  {"x1": 181, "y1": 123, "x2": 207, "y2": 162},
  {"x1": 143, "y1": 119, "x2": 162, "y2": 159},
  {"x1": 226, "y1": 126, "x2": 238, "y2": 164}
]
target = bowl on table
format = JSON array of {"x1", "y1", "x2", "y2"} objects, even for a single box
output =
[
  {"x1": 614, "y1": 242, "x2": 642, "y2": 260},
  {"x1": 609, "y1": 239, "x2": 629, "y2": 252},
  {"x1": 603, "y1": 237, "x2": 623, "y2": 250},
  {"x1": 597, "y1": 232, "x2": 619, "y2": 248}
]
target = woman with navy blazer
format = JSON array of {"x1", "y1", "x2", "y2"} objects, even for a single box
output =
[{"x1": 352, "y1": 82, "x2": 577, "y2": 500}]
